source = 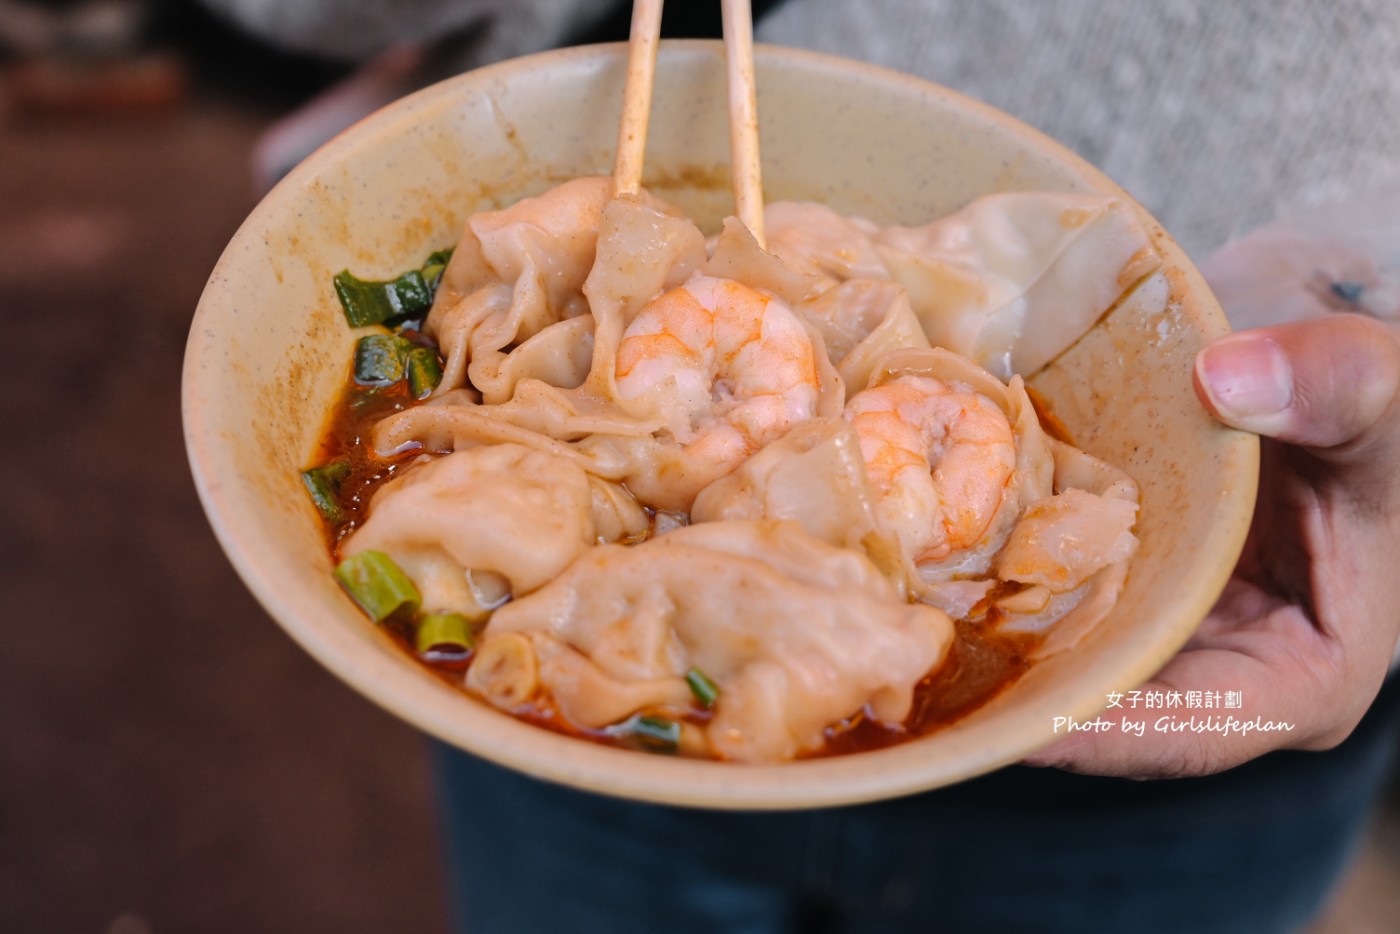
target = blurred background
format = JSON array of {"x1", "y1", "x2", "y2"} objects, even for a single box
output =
[{"x1": 2, "y1": 1, "x2": 1398, "y2": 931}]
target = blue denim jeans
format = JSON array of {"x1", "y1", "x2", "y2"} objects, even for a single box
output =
[{"x1": 433, "y1": 677, "x2": 1400, "y2": 933}]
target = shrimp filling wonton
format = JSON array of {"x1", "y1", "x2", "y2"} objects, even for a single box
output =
[{"x1": 308, "y1": 178, "x2": 1158, "y2": 763}]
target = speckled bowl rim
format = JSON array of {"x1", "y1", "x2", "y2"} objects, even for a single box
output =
[{"x1": 184, "y1": 41, "x2": 1259, "y2": 810}]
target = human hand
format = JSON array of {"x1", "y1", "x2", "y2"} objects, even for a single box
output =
[{"x1": 1027, "y1": 313, "x2": 1400, "y2": 779}]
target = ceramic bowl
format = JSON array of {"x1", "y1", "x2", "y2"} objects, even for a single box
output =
[{"x1": 183, "y1": 40, "x2": 1258, "y2": 809}]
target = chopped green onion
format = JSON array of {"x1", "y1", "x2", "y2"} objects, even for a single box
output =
[
  {"x1": 423, "y1": 248, "x2": 454, "y2": 268},
  {"x1": 301, "y1": 460, "x2": 350, "y2": 523},
  {"x1": 420, "y1": 248, "x2": 454, "y2": 293},
  {"x1": 334, "y1": 550, "x2": 421, "y2": 623},
  {"x1": 334, "y1": 269, "x2": 433, "y2": 328},
  {"x1": 333, "y1": 249, "x2": 454, "y2": 328},
  {"x1": 406, "y1": 346, "x2": 443, "y2": 398},
  {"x1": 353, "y1": 333, "x2": 412, "y2": 384},
  {"x1": 685, "y1": 667, "x2": 720, "y2": 709},
  {"x1": 415, "y1": 612, "x2": 475, "y2": 663},
  {"x1": 627, "y1": 715, "x2": 681, "y2": 753},
  {"x1": 419, "y1": 264, "x2": 446, "y2": 293}
]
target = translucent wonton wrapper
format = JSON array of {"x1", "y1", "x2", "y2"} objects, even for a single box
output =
[
  {"x1": 793, "y1": 279, "x2": 932, "y2": 400},
  {"x1": 853, "y1": 346, "x2": 1055, "y2": 616},
  {"x1": 378, "y1": 198, "x2": 844, "y2": 512},
  {"x1": 765, "y1": 192, "x2": 1160, "y2": 379},
  {"x1": 854, "y1": 347, "x2": 1139, "y2": 638},
  {"x1": 428, "y1": 177, "x2": 702, "y2": 405},
  {"x1": 691, "y1": 344, "x2": 1141, "y2": 644},
  {"x1": 469, "y1": 520, "x2": 954, "y2": 763},
  {"x1": 995, "y1": 438, "x2": 1141, "y2": 657},
  {"x1": 341, "y1": 444, "x2": 647, "y2": 616},
  {"x1": 690, "y1": 417, "x2": 902, "y2": 585}
]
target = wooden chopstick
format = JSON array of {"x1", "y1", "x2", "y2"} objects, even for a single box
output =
[
  {"x1": 612, "y1": 0, "x2": 665, "y2": 198},
  {"x1": 722, "y1": 0, "x2": 765, "y2": 248}
]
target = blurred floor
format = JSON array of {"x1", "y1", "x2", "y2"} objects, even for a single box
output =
[
  {"x1": 0, "y1": 94, "x2": 446, "y2": 933},
  {"x1": 4, "y1": 20, "x2": 1400, "y2": 934},
  {"x1": 1311, "y1": 792, "x2": 1400, "y2": 934}
]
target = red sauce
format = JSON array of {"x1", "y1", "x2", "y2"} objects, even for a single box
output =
[
  {"x1": 313, "y1": 377, "x2": 423, "y2": 554},
  {"x1": 817, "y1": 619, "x2": 1037, "y2": 757}
]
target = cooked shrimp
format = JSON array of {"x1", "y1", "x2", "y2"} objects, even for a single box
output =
[
  {"x1": 615, "y1": 275, "x2": 820, "y2": 469},
  {"x1": 845, "y1": 374, "x2": 1016, "y2": 563}
]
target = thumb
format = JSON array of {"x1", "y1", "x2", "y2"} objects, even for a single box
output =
[{"x1": 1194, "y1": 313, "x2": 1400, "y2": 457}]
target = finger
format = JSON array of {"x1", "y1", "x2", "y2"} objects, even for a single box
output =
[{"x1": 1193, "y1": 314, "x2": 1400, "y2": 457}]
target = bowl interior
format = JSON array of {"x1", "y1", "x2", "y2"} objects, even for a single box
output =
[{"x1": 183, "y1": 40, "x2": 1257, "y2": 809}]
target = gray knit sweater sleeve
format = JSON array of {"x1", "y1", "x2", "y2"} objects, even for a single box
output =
[
  {"x1": 203, "y1": 0, "x2": 1400, "y2": 259},
  {"x1": 758, "y1": 0, "x2": 1400, "y2": 258},
  {"x1": 197, "y1": 0, "x2": 610, "y2": 63}
]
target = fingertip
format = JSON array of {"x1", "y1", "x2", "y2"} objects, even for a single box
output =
[{"x1": 1194, "y1": 332, "x2": 1294, "y2": 436}]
